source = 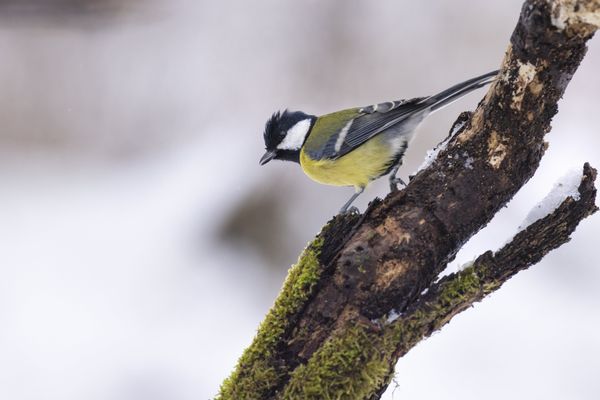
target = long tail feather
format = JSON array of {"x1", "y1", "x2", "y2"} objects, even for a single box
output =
[{"x1": 425, "y1": 70, "x2": 499, "y2": 112}]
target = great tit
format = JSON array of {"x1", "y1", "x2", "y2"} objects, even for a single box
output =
[{"x1": 259, "y1": 70, "x2": 499, "y2": 213}]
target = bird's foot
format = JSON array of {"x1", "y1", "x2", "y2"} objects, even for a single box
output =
[
  {"x1": 339, "y1": 205, "x2": 360, "y2": 215},
  {"x1": 389, "y1": 177, "x2": 407, "y2": 192}
]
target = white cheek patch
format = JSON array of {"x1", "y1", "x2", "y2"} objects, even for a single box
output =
[{"x1": 277, "y1": 119, "x2": 311, "y2": 150}]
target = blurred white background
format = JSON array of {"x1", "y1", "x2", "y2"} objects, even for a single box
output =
[{"x1": 0, "y1": 1, "x2": 599, "y2": 399}]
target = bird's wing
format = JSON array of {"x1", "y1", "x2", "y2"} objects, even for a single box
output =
[
  {"x1": 304, "y1": 97, "x2": 427, "y2": 160},
  {"x1": 303, "y1": 71, "x2": 499, "y2": 161}
]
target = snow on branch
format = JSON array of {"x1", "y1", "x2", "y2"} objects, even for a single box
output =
[{"x1": 521, "y1": 168, "x2": 584, "y2": 229}]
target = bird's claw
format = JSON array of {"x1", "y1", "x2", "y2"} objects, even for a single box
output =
[
  {"x1": 339, "y1": 206, "x2": 360, "y2": 215},
  {"x1": 389, "y1": 177, "x2": 407, "y2": 192}
]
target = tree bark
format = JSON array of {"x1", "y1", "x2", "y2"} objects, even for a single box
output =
[{"x1": 218, "y1": 1, "x2": 600, "y2": 399}]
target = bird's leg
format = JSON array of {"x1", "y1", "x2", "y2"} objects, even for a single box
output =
[
  {"x1": 339, "y1": 187, "x2": 364, "y2": 214},
  {"x1": 388, "y1": 161, "x2": 407, "y2": 192}
]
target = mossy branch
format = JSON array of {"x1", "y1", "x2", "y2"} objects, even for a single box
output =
[
  {"x1": 218, "y1": 215, "x2": 361, "y2": 399},
  {"x1": 280, "y1": 164, "x2": 597, "y2": 400},
  {"x1": 218, "y1": 1, "x2": 600, "y2": 399}
]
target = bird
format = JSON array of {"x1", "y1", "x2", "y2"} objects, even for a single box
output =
[{"x1": 259, "y1": 70, "x2": 499, "y2": 213}]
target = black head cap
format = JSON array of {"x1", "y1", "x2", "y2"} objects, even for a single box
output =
[{"x1": 260, "y1": 109, "x2": 315, "y2": 164}]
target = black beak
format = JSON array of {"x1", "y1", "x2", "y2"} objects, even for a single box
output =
[{"x1": 259, "y1": 150, "x2": 276, "y2": 165}]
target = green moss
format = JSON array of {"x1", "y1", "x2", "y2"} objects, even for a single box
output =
[
  {"x1": 437, "y1": 266, "x2": 482, "y2": 308},
  {"x1": 217, "y1": 235, "x2": 325, "y2": 400},
  {"x1": 277, "y1": 266, "x2": 492, "y2": 399},
  {"x1": 386, "y1": 265, "x2": 487, "y2": 349},
  {"x1": 218, "y1": 229, "x2": 497, "y2": 399},
  {"x1": 282, "y1": 325, "x2": 391, "y2": 400}
]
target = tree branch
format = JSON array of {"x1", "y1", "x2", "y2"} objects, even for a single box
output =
[
  {"x1": 218, "y1": 1, "x2": 600, "y2": 399},
  {"x1": 366, "y1": 163, "x2": 598, "y2": 399}
]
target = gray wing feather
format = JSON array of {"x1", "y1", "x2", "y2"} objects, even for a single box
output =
[
  {"x1": 315, "y1": 70, "x2": 499, "y2": 160},
  {"x1": 331, "y1": 97, "x2": 427, "y2": 159}
]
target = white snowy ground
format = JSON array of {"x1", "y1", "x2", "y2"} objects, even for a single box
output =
[{"x1": 0, "y1": 1, "x2": 599, "y2": 399}]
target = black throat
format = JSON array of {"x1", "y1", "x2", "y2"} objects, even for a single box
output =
[{"x1": 276, "y1": 149, "x2": 301, "y2": 164}]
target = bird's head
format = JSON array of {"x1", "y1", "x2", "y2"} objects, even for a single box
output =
[{"x1": 260, "y1": 110, "x2": 316, "y2": 165}]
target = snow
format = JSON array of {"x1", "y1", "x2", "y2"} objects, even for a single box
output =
[
  {"x1": 415, "y1": 120, "x2": 466, "y2": 173},
  {"x1": 520, "y1": 168, "x2": 582, "y2": 229},
  {"x1": 458, "y1": 259, "x2": 475, "y2": 272},
  {"x1": 386, "y1": 309, "x2": 403, "y2": 324}
]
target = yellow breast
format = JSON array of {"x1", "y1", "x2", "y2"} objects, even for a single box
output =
[{"x1": 299, "y1": 136, "x2": 394, "y2": 189}]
